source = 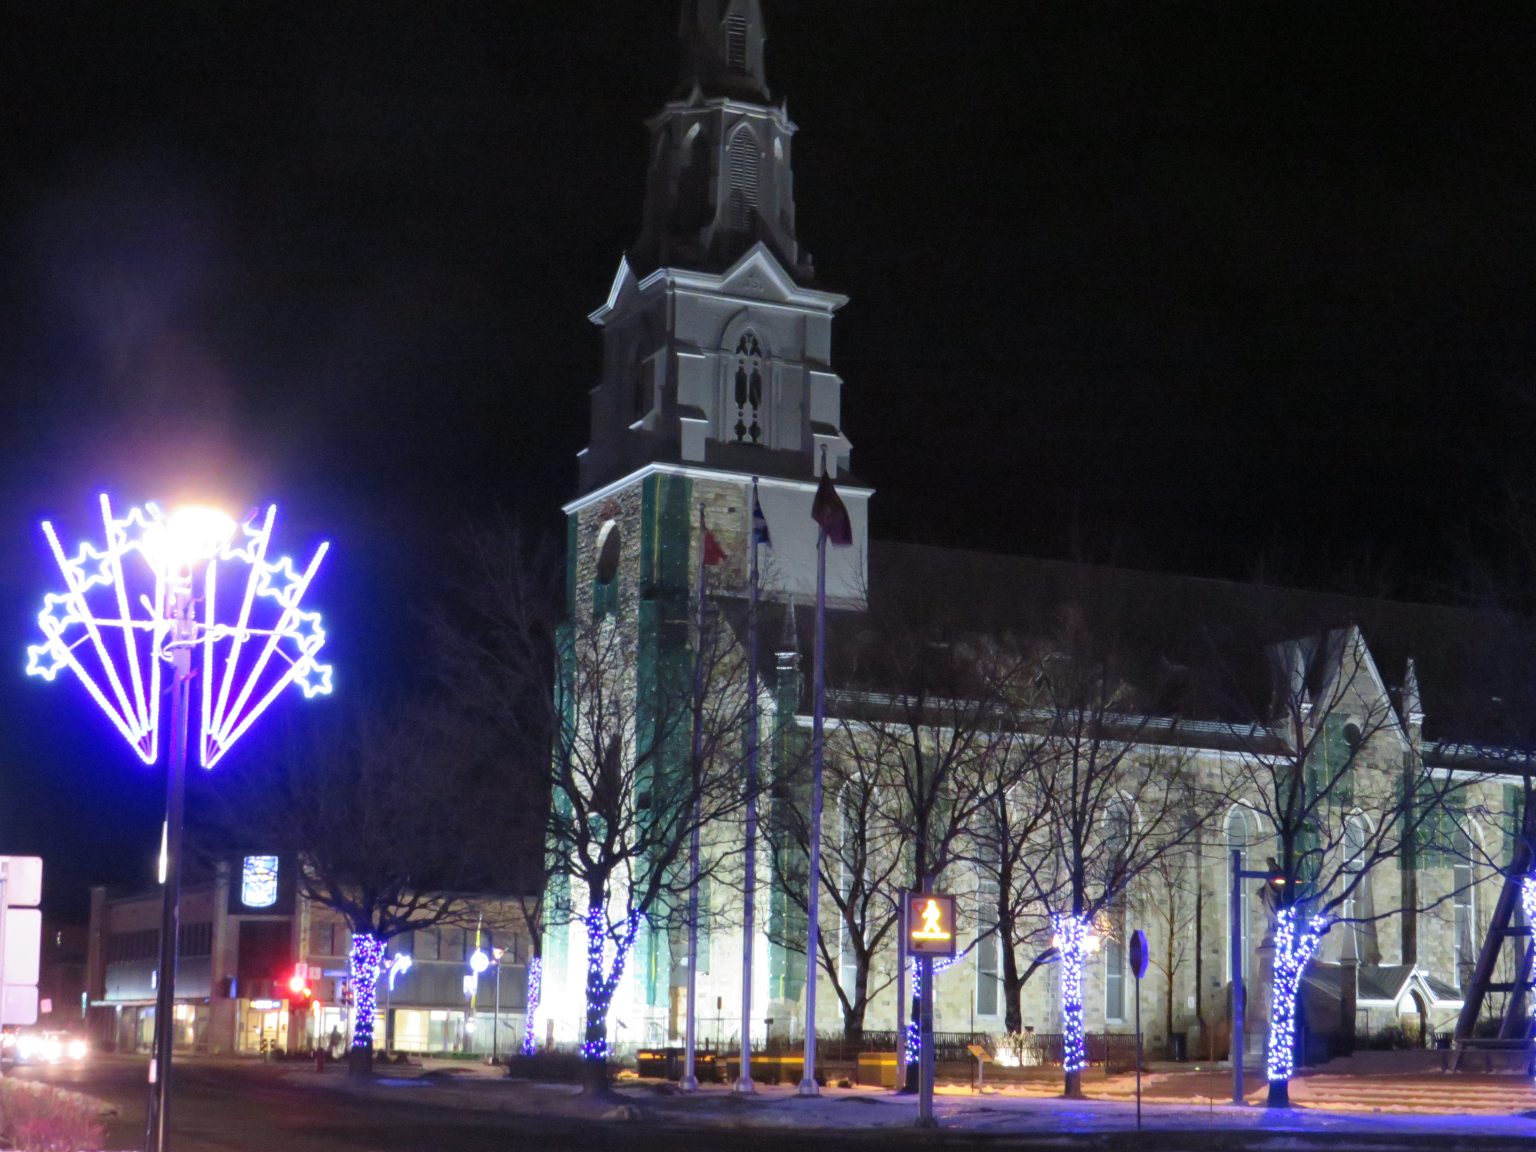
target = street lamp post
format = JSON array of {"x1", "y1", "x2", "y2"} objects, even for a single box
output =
[
  {"x1": 146, "y1": 562, "x2": 199, "y2": 1152},
  {"x1": 491, "y1": 947, "x2": 505, "y2": 1064},
  {"x1": 1230, "y1": 851, "x2": 1287, "y2": 1106},
  {"x1": 469, "y1": 947, "x2": 490, "y2": 1058},
  {"x1": 28, "y1": 497, "x2": 331, "y2": 1152}
]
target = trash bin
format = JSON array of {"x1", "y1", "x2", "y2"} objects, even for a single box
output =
[{"x1": 1169, "y1": 1032, "x2": 1187, "y2": 1062}]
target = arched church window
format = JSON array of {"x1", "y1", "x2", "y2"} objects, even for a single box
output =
[
  {"x1": 1102, "y1": 799, "x2": 1132, "y2": 1022},
  {"x1": 594, "y1": 521, "x2": 621, "y2": 616},
  {"x1": 1227, "y1": 806, "x2": 1257, "y2": 984},
  {"x1": 732, "y1": 331, "x2": 764, "y2": 444},
  {"x1": 727, "y1": 126, "x2": 759, "y2": 233},
  {"x1": 1342, "y1": 814, "x2": 1373, "y2": 962},
  {"x1": 1452, "y1": 822, "x2": 1476, "y2": 987},
  {"x1": 725, "y1": 12, "x2": 748, "y2": 73}
]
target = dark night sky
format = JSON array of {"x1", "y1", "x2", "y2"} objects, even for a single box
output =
[{"x1": 3, "y1": 2, "x2": 1536, "y2": 917}]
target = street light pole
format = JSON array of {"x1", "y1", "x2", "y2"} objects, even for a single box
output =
[
  {"x1": 145, "y1": 571, "x2": 194, "y2": 1152},
  {"x1": 492, "y1": 947, "x2": 504, "y2": 1064},
  {"x1": 1230, "y1": 849, "x2": 1245, "y2": 1105},
  {"x1": 1229, "y1": 851, "x2": 1286, "y2": 1107}
]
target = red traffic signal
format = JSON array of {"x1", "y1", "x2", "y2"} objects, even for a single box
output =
[{"x1": 288, "y1": 966, "x2": 312, "y2": 1001}]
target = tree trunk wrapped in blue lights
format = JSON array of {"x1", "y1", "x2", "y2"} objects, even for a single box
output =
[
  {"x1": 349, "y1": 933, "x2": 388, "y2": 1053},
  {"x1": 1264, "y1": 906, "x2": 1328, "y2": 1105},
  {"x1": 1051, "y1": 912, "x2": 1091, "y2": 1086},
  {"x1": 581, "y1": 903, "x2": 642, "y2": 1063},
  {"x1": 522, "y1": 956, "x2": 542, "y2": 1056},
  {"x1": 901, "y1": 956, "x2": 954, "y2": 1066}
]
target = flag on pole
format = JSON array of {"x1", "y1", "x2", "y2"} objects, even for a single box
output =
[
  {"x1": 811, "y1": 470, "x2": 854, "y2": 547},
  {"x1": 752, "y1": 491, "x2": 772, "y2": 548},
  {"x1": 702, "y1": 523, "x2": 728, "y2": 566}
]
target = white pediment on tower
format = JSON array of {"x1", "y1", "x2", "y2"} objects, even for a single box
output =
[
  {"x1": 588, "y1": 256, "x2": 642, "y2": 326},
  {"x1": 652, "y1": 243, "x2": 848, "y2": 314}
]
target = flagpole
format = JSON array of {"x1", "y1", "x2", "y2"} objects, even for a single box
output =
[
  {"x1": 799, "y1": 516, "x2": 826, "y2": 1097},
  {"x1": 682, "y1": 504, "x2": 708, "y2": 1092},
  {"x1": 736, "y1": 478, "x2": 762, "y2": 1094}
]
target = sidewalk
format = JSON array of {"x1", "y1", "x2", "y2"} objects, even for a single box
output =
[{"x1": 287, "y1": 1059, "x2": 1536, "y2": 1148}]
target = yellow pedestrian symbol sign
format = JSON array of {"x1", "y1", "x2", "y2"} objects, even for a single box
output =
[{"x1": 906, "y1": 892, "x2": 957, "y2": 957}]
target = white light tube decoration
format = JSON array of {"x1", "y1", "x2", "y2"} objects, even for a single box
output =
[{"x1": 27, "y1": 495, "x2": 332, "y2": 768}]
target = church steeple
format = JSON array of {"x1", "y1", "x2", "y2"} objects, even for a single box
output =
[
  {"x1": 631, "y1": 0, "x2": 810, "y2": 281},
  {"x1": 569, "y1": 2, "x2": 868, "y2": 620},
  {"x1": 676, "y1": 0, "x2": 771, "y2": 103}
]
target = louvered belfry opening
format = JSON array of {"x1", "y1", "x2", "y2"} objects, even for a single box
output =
[
  {"x1": 728, "y1": 127, "x2": 759, "y2": 233},
  {"x1": 725, "y1": 11, "x2": 748, "y2": 73}
]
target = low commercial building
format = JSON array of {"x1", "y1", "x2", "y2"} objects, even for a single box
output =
[{"x1": 86, "y1": 855, "x2": 532, "y2": 1057}]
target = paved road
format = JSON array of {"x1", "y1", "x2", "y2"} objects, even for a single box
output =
[{"x1": 12, "y1": 1056, "x2": 1536, "y2": 1152}]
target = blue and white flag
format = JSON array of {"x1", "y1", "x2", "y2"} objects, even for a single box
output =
[{"x1": 752, "y1": 492, "x2": 772, "y2": 548}]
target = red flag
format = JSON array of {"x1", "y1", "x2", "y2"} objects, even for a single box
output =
[
  {"x1": 702, "y1": 526, "x2": 728, "y2": 566},
  {"x1": 811, "y1": 471, "x2": 854, "y2": 547}
]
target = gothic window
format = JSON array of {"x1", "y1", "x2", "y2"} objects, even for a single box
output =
[
  {"x1": 1341, "y1": 814, "x2": 1376, "y2": 963},
  {"x1": 725, "y1": 12, "x2": 748, "y2": 72},
  {"x1": 594, "y1": 521, "x2": 621, "y2": 616},
  {"x1": 697, "y1": 876, "x2": 712, "y2": 975},
  {"x1": 732, "y1": 331, "x2": 765, "y2": 444},
  {"x1": 727, "y1": 126, "x2": 759, "y2": 233},
  {"x1": 837, "y1": 784, "x2": 859, "y2": 998},
  {"x1": 976, "y1": 845, "x2": 1001, "y2": 1018},
  {"x1": 1226, "y1": 806, "x2": 1257, "y2": 984},
  {"x1": 1452, "y1": 823, "x2": 1476, "y2": 987},
  {"x1": 1103, "y1": 799, "x2": 1132, "y2": 1022}
]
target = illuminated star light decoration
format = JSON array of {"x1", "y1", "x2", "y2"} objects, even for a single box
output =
[
  {"x1": 1264, "y1": 906, "x2": 1329, "y2": 1084},
  {"x1": 1521, "y1": 877, "x2": 1536, "y2": 930},
  {"x1": 902, "y1": 955, "x2": 956, "y2": 1066},
  {"x1": 522, "y1": 956, "x2": 543, "y2": 1056},
  {"x1": 579, "y1": 904, "x2": 642, "y2": 1062},
  {"x1": 387, "y1": 952, "x2": 413, "y2": 993},
  {"x1": 1051, "y1": 913, "x2": 1091, "y2": 1074},
  {"x1": 27, "y1": 495, "x2": 332, "y2": 769},
  {"x1": 349, "y1": 933, "x2": 389, "y2": 1051}
]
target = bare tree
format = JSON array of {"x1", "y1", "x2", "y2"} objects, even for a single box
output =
[
  {"x1": 1139, "y1": 842, "x2": 1203, "y2": 1058},
  {"x1": 966, "y1": 711, "x2": 1061, "y2": 1039},
  {"x1": 765, "y1": 730, "x2": 905, "y2": 1045},
  {"x1": 428, "y1": 519, "x2": 562, "y2": 1057},
  {"x1": 1221, "y1": 627, "x2": 1477, "y2": 1106},
  {"x1": 219, "y1": 695, "x2": 497, "y2": 1075},
  {"x1": 1029, "y1": 605, "x2": 1210, "y2": 1098},
  {"x1": 829, "y1": 624, "x2": 1028, "y2": 1088}
]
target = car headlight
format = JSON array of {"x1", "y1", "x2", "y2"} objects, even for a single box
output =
[
  {"x1": 41, "y1": 1039, "x2": 63, "y2": 1063},
  {"x1": 67, "y1": 1039, "x2": 88, "y2": 1061}
]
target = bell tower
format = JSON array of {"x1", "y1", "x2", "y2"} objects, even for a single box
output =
[{"x1": 570, "y1": 1, "x2": 868, "y2": 613}]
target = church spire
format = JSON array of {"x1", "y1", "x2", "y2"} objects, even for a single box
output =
[
  {"x1": 631, "y1": 0, "x2": 810, "y2": 280},
  {"x1": 676, "y1": 0, "x2": 770, "y2": 102}
]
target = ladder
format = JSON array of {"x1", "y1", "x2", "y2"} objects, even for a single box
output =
[{"x1": 1450, "y1": 837, "x2": 1534, "y2": 1072}]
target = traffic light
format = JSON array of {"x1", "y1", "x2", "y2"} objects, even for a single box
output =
[{"x1": 287, "y1": 965, "x2": 313, "y2": 1003}]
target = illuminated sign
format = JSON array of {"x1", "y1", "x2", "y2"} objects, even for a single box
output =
[
  {"x1": 905, "y1": 892, "x2": 957, "y2": 958},
  {"x1": 241, "y1": 855, "x2": 280, "y2": 908}
]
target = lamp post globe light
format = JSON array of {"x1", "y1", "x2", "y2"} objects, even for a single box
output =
[{"x1": 27, "y1": 496, "x2": 331, "y2": 1152}]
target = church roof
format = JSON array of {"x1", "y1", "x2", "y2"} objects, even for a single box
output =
[{"x1": 753, "y1": 538, "x2": 1536, "y2": 757}]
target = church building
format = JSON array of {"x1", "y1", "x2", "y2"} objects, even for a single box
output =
[{"x1": 539, "y1": 1, "x2": 1528, "y2": 1071}]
